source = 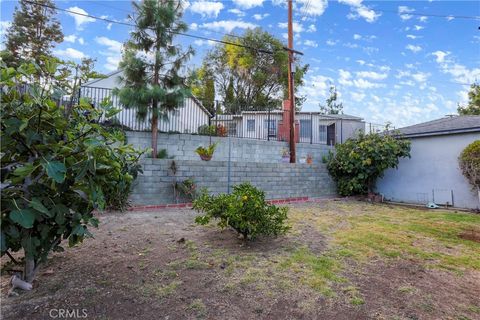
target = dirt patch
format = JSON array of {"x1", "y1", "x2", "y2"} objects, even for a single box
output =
[
  {"x1": 459, "y1": 228, "x2": 480, "y2": 243},
  {"x1": 2, "y1": 201, "x2": 479, "y2": 320}
]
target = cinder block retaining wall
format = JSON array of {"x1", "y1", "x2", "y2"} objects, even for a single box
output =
[
  {"x1": 126, "y1": 131, "x2": 333, "y2": 163},
  {"x1": 130, "y1": 159, "x2": 337, "y2": 205}
]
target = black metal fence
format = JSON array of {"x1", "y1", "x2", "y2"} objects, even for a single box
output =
[{"x1": 79, "y1": 86, "x2": 388, "y2": 145}]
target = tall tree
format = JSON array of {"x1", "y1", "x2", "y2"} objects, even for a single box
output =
[
  {"x1": 457, "y1": 83, "x2": 480, "y2": 115},
  {"x1": 115, "y1": 0, "x2": 193, "y2": 158},
  {"x1": 319, "y1": 85, "x2": 343, "y2": 115},
  {"x1": 201, "y1": 28, "x2": 308, "y2": 113},
  {"x1": 5, "y1": 0, "x2": 63, "y2": 68},
  {"x1": 187, "y1": 64, "x2": 216, "y2": 114}
]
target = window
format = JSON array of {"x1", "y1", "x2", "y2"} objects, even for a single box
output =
[
  {"x1": 264, "y1": 119, "x2": 277, "y2": 136},
  {"x1": 247, "y1": 119, "x2": 255, "y2": 132},
  {"x1": 300, "y1": 119, "x2": 312, "y2": 138},
  {"x1": 227, "y1": 122, "x2": 237, "y2": 136},
  {"x1": 319, "y1": 125, "x2": 327, "y2": 143}
]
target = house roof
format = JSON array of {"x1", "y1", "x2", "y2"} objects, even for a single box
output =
[
  {"x1": 82, "y1": 69, "x2": 123, "y2": 87},
  {"x1": 395, "y1": 115, "x2": 480, "y2": 138},
  {"x1": 235, "y1": 111, "x2": 363, "y2": 121}
]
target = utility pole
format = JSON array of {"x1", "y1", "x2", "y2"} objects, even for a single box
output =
[{"x1": 287, "y1": 0, "x2": 296, "y2": 163}]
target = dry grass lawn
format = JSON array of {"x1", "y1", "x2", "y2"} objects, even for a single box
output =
[{"x1": 1, "y1": 200, "x2": 479, "y2": 320}]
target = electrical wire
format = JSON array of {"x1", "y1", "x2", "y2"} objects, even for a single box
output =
[{"x1": 23, "y1": 0, "x2": 281, "y2": 55}]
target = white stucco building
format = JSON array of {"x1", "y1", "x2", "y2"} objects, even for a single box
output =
[{"x1": 376, "y1": 115, "x2": 480, "y2": 209}]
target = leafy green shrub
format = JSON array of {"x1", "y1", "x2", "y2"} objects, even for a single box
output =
[
  {"x1": 198, "y1": 124, "x2": 217, "y2": 136},
  {"x1": 193, "y1": 183, "x2": 290, "y2": 240},
  {"x1": 327, "y1": 132, "x2": 411, "y2": 196},
  {"x1": 459, "y1": 140, "x2": 480, "y2": 192},
  {"x1": 0, "y1": 59, "x2": 142, "y2": 283}
]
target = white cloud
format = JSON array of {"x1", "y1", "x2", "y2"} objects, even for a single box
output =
[
  {"x1": 190, "y1": 23, "x2": 198, "y2": 31},
  {"x1": 351, "y1": 92, "x2": 366, "y2": 102},
  {"x1": 278, "y1": 22, "x2": 304, "y2": 33},
  {"x1": 105, "y1": 56, "x2": 121, "y2": 72},
  {"x1": 67, "y1": 6, "x2": 96, "y2": 30},
  {"x1": 228, "y1": 8, "x2": 245, "y2": 17},
  {"x1": 406, "y1": 44, "x2": 422, "y2": 53},
  {"x1": 200, "y1": 20, "x2": 257, "y2": 33},
  {"x1": 353, "y1": 34, "x2": 361, "y2": 40},
  {"x1": 298, "y1": 0, "x2": 328, "y2": 16},
  {"x1": 307, "y1": 24, "x2": 316, "y2": 32},
  {"x1": 398, "y1": 6, "x2": 414, "y2": 20},
  {"x1": 64, "y1": 35, "x2": 77, "y2": 43},
  {"x1": 411, "y1": 72, "x2": 430, "y2": 83},
  {"x1": 414, "y1": 25, "x2": 424, "y2": 31},
  {"x1": 0, "y1": 21, "x2": 11, "y2": 37},
  {"x1": 54, "y1": 48, "x2": 87, "y2": 60},
  {"x1": 406, "y1": 34, "x2": 419, "y2": 39},
  {"x1": 431, "y1": 50, "x2": 450, "y2": 63},
  {"x1": 232, "y1": 0, "x2": 264, "y2": 9},
  {"x1": 78, "y1": 38, "x2": 85, "y2": 45},
  {"x1": 107, "y1": 23, "x2": 113, "y2": 30},
  {"x1": 356, "y1": 59, "x2": 366, "y2": 65},
  {"x1": 326, "y1": 39, "x2": 338, "y2": 46},
  {"x1": 189, "y1": 1, "x2": 224, "y2": 18},
  {"x1": 446, "y1": 16, "x2": 455, "y2": 21},
  {"x1": 304, "y1": 40, "x2": 318, "y2": 47},
  {"x1": 356, "y1": 71, "x2": 388, "y2": 80},
  {"x1": 353, "y1": 34, "x2": 376, "y2": 41},
  {"x1": 95, "y1": 36, "x2": 122, "y2": 52},
  {"x1": 193, "y1": 39, "x2": 216, "y2": 47},
  {"x1": 340, "y1": 0, "x2": 381, "y2": 23},
  {"x1": 253, "y1": 13, "x2": 269, "y2": 20},
  {"x1": 419, "y1": 16, "x2": 428, "y2": 23}
]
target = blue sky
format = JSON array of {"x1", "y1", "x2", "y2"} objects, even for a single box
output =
[{"x1": 1, "y1": 0, "x2": 479, "y2": 127}]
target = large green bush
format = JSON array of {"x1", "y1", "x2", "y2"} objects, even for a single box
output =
[
  {"x1": 327, "y1": 132, "x2": 411, "y2": 196},
  {"x1": 0, "y1": 59, "x2": 142, "y2": 283},
  {"x1": 459, "y1": 140, "x2": 480, "y2": 192},
  {"x1": 193, "y1": 183, "x2": 290, "y2": 240}
]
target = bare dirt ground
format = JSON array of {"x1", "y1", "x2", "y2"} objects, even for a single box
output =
[{"x1": 1, "y1": 200, "x2": 479, "y2": 320}]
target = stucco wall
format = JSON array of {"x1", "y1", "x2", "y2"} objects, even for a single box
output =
[
  {"x1": 376, "y1": 133, "x2": 480, "y2": 209},
  {"x1": 126, "y1": 131, "x2": 334, "y2": 163},
  {"x1": 130, "y1": 159, "x2": 337, "y2": 205}
]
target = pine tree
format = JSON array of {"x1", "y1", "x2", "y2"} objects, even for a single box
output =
[
  {"x1": 5, "y1": 0, "x2": 63, "y2": 67},
  {"x1": 115, "y1": 0, "x2": 193, "y2": 158},
  {"x1": 320, "y1": 85, "x2": 343, "y2": 115}
]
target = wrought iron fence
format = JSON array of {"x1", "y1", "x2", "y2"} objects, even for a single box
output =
[{"x1": 79, "y1": 86, "x2": 388, "y2": 145}]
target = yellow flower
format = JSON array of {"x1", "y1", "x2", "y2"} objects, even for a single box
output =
[{"x1": 242, "y1": 195, "x2": 248, "y2": 201}]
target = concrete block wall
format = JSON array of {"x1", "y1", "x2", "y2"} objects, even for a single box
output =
[
  {"x1": 130, "y1": 159, "x2": 337, "y2": 205},
  {"x1": 126, "y1": 131, "x2": 333, "y2": 164}
]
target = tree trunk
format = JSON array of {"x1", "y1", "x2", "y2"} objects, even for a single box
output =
[
  {"x1": 24, "y1": 257, "x2": 37, "y2": 283},
  {"x1": 151, "y1": 108, "x2": 158, "y2": 158}
]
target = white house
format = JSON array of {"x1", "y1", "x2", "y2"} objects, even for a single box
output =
[
  {"x1": 376, "y1": 115, "x2": 480, "y2": 209},
  {"x1": 81, "y1": 70, "x2": 212, "y2": 133},
  {"x1": 81, "y1": 70, "x2": 365, "y2": 145},
  {"x1": 212, "y1": 111, "x2": 365, "y2": 145}
]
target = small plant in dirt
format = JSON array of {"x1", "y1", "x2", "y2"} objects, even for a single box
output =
[
  {"x1": 195, "y1": 142, "x2": 218, "y2": 161},
  {"x1": 193, "y1": 183, "x2": 290, "y2": 240},
  {"x1": 0, "y1": 58, "x2": 142, "y2": 288},
  {"x1": 326, "y1": 131, "x2": 411, "y2": 196},
  {"x1": 175, "y1": 178, "x2": 197, "y2": 201},
  {"x1": 459, "y1": 140, "x2": 480, "y2": 202}
]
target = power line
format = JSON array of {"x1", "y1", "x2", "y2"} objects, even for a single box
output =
[
  {"x1": 88, "y1": 1, "x2": 247, "y2": 41},
  {"x1": 23, "y1": 0, "x2": 277, "y2": 55},
  {"x1": 379, "y1": 9, "x2": 480, "y2": 21}
]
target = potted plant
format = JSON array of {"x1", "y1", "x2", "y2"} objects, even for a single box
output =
[
  {"x1": 306, "y1": 154, "x2": 313, "y2": 164},
  {"x1": 196, "y1": 142, "x2": 218, "y2": 161},
  {"x1": 281, "y1": 148, "x2": 290, "y2": 163}
]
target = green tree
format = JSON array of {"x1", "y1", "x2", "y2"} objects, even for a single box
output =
[
  {"x1": 1, "y1": 58, "x2": 142, "y2": 285},
  {"x1": 320, "y1": 85, "x2": 343, "y2": 115},
  {"x1": 327, "y1": 132, "x2": 411, "y2": 196},
  {"x1": 458, "y1": 83, "x2": 480, "y2": 115},
  {"x1": 459, "y1": 140, "x2": 480, "y2": 202},
  {"x1": 203, "y1": 28, "x2": 308, "y2": 113},
  {"x1": 115, "y1": 0, "x2": 193, "y2": 158},
  {"x1": 187, "y1": 64, "x2": 216, "y2": 114},
  {"x1": 4, "y1": 0, "x2": 63, "y2": 68}
]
